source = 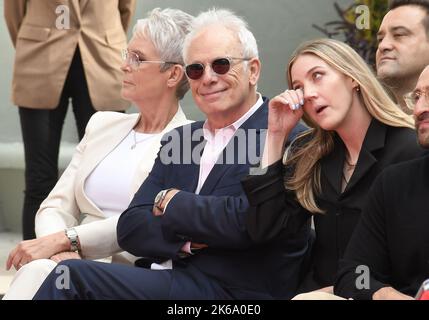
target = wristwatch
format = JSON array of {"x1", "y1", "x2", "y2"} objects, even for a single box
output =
[
  {"x1": 153, "y1": 188, "x2": 174, "y2": 214},
  {"x1": 65, "y1": 227, "x2": 80, "y2": 252}
]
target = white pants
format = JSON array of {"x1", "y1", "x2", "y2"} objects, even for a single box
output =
[
  {"x1": 2, "y1": 259, "x2": 57, "y2": 300},
  {"x1": 2, "y1": 252, "x2": 141, "y2": 300},
  {"x1": 292, "y1": 291, "x2": 346, "y2": 300}
]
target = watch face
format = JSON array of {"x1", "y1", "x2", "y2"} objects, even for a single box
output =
[{"x1": 155, "y1": 191, "x2": 163, "y2": 204}]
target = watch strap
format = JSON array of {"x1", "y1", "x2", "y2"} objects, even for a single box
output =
[{"x1": 65, "y1": 227, "x2": 80, "y2": 252}]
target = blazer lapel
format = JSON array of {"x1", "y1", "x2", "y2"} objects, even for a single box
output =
[
  {"x1": 320, "y1": 135, "x2": 345, "y2": 195},
  {"x1": 199, "y1": 98, "x2": 268, "y2": 195},
  {"x1": 129, "y1": 107, "x2": 193, "y2": 196},
  {"x1": 80, "y1": 114, "x2": 140, "y2": 180},
  {"x1": 181, "y1": 122, "x2": 205, "y2": 192},
  {"x1": 77, "y1": 114, "x2": 140, "y2": 216},
  {"x1": 198, "y1": 148, "x2": 234, "y2": 196},
  {"x1": 344, "y1": 119, "x2": 386, "y2": 193}
]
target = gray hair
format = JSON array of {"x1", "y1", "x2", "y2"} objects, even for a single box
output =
[
  {"x1": 182, "y1": 8, "x2": 259, "y2": 63},
  {"x1": 132, "y1": 8, "x2": 194, "y2": 100}
]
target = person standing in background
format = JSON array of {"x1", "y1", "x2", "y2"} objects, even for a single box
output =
[
  {"x1": 376, "y1": 0, "x2": 429, "y2": 113},
  {"x1": 3, "y1": 8, "x2": 194, "y2": 299},
  {"x1": 3, "y1": 0, "x2": 136, "y2": 239}
]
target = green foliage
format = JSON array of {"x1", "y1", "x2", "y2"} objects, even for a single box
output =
[{"x1": 313, "y1": 0, "x2": 389, "y2": 66}]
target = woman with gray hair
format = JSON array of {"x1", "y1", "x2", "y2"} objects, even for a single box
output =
[{"x1": 3, "y1": 8, "x2": 194, "y2": 300}]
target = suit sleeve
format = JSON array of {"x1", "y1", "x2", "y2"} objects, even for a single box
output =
[
  {"x1": 160, "y1": 128, "x2": 313, "y2": 249},
  {"x1": 160, "y1": 190, "x2": 253, "y2": 249},
  {"x1": 35, "y1": 113, "x2": 99, "y2": 237},
  {"x1": 4, "y1": 0, "x2": 27, "y2": 47},
  {"x1": 74, "y1": 216, "x2": 122, "y2": 260},
  {"x1": 117, "y1": 144, "x2": 186, "y2": 260},
  {"x1": 117, "y1": 126, "x2": 307, "y2": 255},
  {"x1": 334, "y1": 173, "x2": 391, "y2": 300},
  {"x1": 118, "y1": 0, "x2": 136, "y2": 32},
  {"x1": 241, "y1": 160, "x2": 311, "y2": 244},
  {"x1": 159, "y1": 160, "x2": 311, "y2": 250}
]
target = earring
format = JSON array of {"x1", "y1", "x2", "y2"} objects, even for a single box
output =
[{"x1": 356, "y1": 86, "x2": 360, "y2": 92}]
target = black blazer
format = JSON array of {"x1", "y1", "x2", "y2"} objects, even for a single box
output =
[
  {"x1": 335, "y1": 156, "x2": 429, "y2": 299},
  {"x1": 242, "y1": 119, "x2": 424, "y2": 292},
  {"x1": 117, "y1": 97, "x2": 309, "y2": 299}
]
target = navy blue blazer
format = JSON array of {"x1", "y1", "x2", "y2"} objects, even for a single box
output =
[{"x1": 117, "y1": 97, "x2": 309, "y2": 299}]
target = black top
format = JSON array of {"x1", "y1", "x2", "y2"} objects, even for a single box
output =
[
  {"x1": 334, "y1": 155, "x2": 429, "y2": 299},
  {"x1": 242, "y1": 119, "x2": 424, "y2": 292}
]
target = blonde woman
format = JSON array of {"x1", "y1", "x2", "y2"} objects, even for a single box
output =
[{"x1": 242, "y1": 39, "x2": 423, "y2": 298}]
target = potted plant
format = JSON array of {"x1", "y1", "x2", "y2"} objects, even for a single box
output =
[{"x1": 313, "y1": 0, "x2": 389, "y2": 67}]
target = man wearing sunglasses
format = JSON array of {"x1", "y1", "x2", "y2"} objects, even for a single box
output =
[
  {"x1": 334, "y1": 65, "x2": 429, "y2": 300},
  {"x1": 33, "y1": 8, "x2": 308, "y2": 300}
]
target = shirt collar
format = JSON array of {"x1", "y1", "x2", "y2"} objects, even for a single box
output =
[{"x1": 202, "y1": 93, "x2": 264, "y2": 142}]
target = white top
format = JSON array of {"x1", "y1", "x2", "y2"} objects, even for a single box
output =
[{"x1": 84, "y1": 130, "x2": 159, "y2": 218}]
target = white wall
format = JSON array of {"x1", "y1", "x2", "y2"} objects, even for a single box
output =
[{"x1": 0, "y1": 0, "x2": 351, "y2": 143}]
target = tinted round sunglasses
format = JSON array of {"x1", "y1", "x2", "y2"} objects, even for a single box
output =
[{"x1": 185, "y1": 57, "x2": 251, "y2": 80}]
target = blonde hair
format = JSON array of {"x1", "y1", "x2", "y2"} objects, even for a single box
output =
[{"x1": 285, "y1": 38, "x2": 414, "y2": 213}]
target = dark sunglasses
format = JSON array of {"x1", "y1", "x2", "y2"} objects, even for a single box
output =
[{"x1": 185, "y1": 57, "x2": 251, "y2": 80}]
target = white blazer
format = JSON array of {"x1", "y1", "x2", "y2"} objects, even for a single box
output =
[{"x1": 35, "y1": 108, "x2": 192, "y2": 262}]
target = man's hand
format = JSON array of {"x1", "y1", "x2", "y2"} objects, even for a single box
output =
[
  {"x1": 153, "y1": 189, "x2": 180, "y2": 216},
  {"x1": 50, "y1": 251, "x2": 81, "y2": 263},
  {"x1": 6, "y1": 231, "x2": 71, "y2": 270},
  {"x1": 372, "y1": 287, "x2": 414, "y2": 300}
]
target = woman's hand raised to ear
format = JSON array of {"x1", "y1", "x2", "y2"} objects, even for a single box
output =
[
  {"x1": 268, "y1": 89, "x2": 304, "y2": 138},
  {"x1": 262, "y1": 89, "x2": 304, "y2": 167}
]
